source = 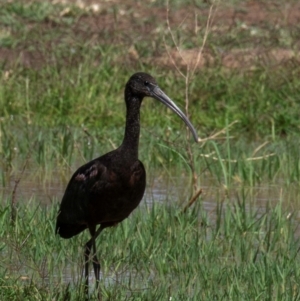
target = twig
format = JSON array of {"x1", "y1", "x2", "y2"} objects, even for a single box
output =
[
  {"x1": 197, "y1": 120, "x2": 239, "y2": 145},
  {"x1": 165, "y1": 1, "x2": 216, "y2": 202},
  {"x1": 182, "y1": 188, "x2": 203, "y2": 213},
  {"x1": 199, "y1": 152, "x2": 275, "y2": 162},
  {"x1": 252, "y1": 141, "x2": 269, "y2": 157},
  {"x1": 166, "y1": 0, "x2": 188, "y2": 74},
  {"x1": 191, "y1": 4, "x2": 216, "y2": 75},
  {"x1": 11, "y1": 155, "x2": 29, "y2": 225}
]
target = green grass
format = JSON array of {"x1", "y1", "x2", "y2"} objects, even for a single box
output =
[{"x1": 1, "y1": 194, "x2": 300, "y2": 300}]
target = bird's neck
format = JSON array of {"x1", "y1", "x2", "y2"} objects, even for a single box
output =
[{"x1": 120, "y1": 96, "x2": 141, "y2": 161}]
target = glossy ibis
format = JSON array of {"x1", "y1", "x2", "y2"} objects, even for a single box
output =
[{"x1": 55, "y1": 72, "x2": 198, "y2": 297}]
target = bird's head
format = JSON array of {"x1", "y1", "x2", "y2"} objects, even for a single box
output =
[
  {"x1": 126, "y1": 72, "x2": 158, "y2": 98},
  {"x1": 125, "y1": 72, "x2": 199, "y2": 143}
]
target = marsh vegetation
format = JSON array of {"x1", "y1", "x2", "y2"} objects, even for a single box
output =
[{"x1": 1, "y1": 0, "x2": 300, "y2": 300}]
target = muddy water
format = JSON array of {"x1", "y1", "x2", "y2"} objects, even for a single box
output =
[
  {"x1": 1, "y1": 167, "x2": 297, "y2": 212},
  {"x1": 1, "y1": 168, "x2": 194, "y2": 205}
]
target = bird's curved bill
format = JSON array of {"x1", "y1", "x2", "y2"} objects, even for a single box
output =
[{"x1": 152, "y1": 86, "x2": 199, "y2": 142}]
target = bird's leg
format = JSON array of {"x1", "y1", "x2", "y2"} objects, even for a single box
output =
[
  {"x1": 84, "y1": 237, "x2": 93, "y2": 298},
  {"x1": 93, "y1": 226, "x2": 105, "y2": 284},
  {"x1": 91, "y1": 236, "x2": 100, "y2": 284},
  {"x1": 88, "y1": 225, "x2": 106, "y2": 299}
]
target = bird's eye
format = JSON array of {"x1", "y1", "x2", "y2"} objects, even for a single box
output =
[{"x1": 144, "y1": 81, "x2": 149, "y2": 86}]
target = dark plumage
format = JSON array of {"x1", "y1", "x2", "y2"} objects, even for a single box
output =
[{"x1": 55, "y1": 72, "x2": 198, "y2": 297}]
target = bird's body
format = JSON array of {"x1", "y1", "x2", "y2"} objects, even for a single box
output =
[
  {"x1": 56, "y1": 151, "x2": 146, "y2": 239},
  {"x1": 55, "y1": 72, "x2": 198, "y2": 298}
]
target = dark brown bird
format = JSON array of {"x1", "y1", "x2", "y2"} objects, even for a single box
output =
[{"x1": 55, "y1": 72, "x2": 198, "y2": 297}]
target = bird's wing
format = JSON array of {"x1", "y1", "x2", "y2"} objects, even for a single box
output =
[{"x1": 57, "y1": 160, "x2": 110, "y2": 226}]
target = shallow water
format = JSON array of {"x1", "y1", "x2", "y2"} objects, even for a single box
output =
[
  {"x1": 1, "y1": 166, "x2": 300, "y2": 286},
  {"x1": 2, "y1": 164, "x2": 300, "y2": 232},
  {"x1": 0, "y1": 164, "x2": 288, "y2": 199},
  {"x1": 1, "y1": 166, "x2": 299, "y2": 213},
  {"x1": 0, "y1": 175, "x2": 275, "y2": 212},
  {"x1": 2, "y1": 165, "x2": 300, "y2": 246}
]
